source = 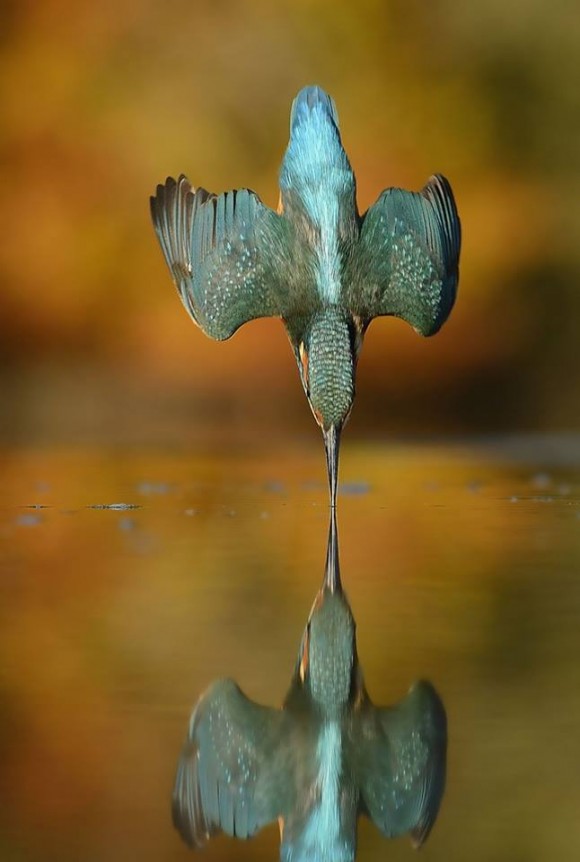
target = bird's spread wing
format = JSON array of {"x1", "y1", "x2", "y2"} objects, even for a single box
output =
[
  {"x1": 347, "y1": 174, "x2": 460, "y2": 335},
  {"x1": 172, "y1": 678, "x2": 290, "y2": 847},
  {"x1": 350, "y1": 680, "x2": 447, "y2": 847},
  {"x1": 151, "y1": 176, "x2": 291, "y2": 340}
]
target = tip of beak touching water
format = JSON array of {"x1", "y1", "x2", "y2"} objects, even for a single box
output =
[
  {"x1": 323, "y1": 425, "x2": 341, "y2": 510},
  {"x1": 323, "y1": 479, "x2": 342, "y2": 593}
]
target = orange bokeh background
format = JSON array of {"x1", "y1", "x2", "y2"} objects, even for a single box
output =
[
  {"x1": 2, "y1": 0, "x2": 579, "y2": 440},
  {"x1": 2, "y1": 7, "x2": 580, "y2": 861}
]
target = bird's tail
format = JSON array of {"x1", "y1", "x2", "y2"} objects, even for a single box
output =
[
  {"x1": 289, "y1": 85, "x2": 340, "y2": 133},
  {"x1": 280, "y1": 85, "x2": 355, "y2": 222}
]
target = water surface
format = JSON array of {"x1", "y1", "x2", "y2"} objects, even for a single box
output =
[{"x1": 1, "y1": 438, "x2": 580, "y2": 861}]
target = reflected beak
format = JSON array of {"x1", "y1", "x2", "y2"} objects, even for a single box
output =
[
  {"x1": 324, "y1": 500, "x2": 341, "y2": 593},
  {"x1": 323, "y1": 425, "x2": 341, "y2": 510}
]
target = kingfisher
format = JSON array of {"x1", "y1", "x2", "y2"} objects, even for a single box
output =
[
  {"x1": 151, "y1": 86, "x2": 461, "y2": 507},
  {"x1": 172, "y1": 508, "x2": 447, "y2": 861}
]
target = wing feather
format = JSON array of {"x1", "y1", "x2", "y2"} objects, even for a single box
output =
[
  {"x1": 347, "y1": 174, "x2": 461, "y2": 335},
  {"x1": 151, "y1": 176, "x2": 291, "y2": 340},
  {"x1": 350, "y1": 680, "x2": 447, "y2": 846},
  {"x1": 172, "y1": 678, "x2": 290, "y2": 847}
]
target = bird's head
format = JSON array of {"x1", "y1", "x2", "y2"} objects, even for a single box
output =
[
  {"x1": 295, "y1": 306, "x2": 359, "y2": 432},
  {"x1": 292, "y1": 307, "x2": 364, "y2": 505},
  {"x1": 298, "y1": 588, "x2": 356, "y2": 715},
  {"x1": 296, "y1": 505, "x2": 358, "y2": 716}
]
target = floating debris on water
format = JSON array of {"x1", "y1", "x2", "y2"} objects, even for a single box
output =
[
  {"x1": 184, "y1": 508, "x2": 198, "y2": 517},
  {"x1": 531, "y1": 472, "x2": 551, "y2": 489},
  {"x1": 302, "y1": 479, "x2": 323, "y2": 491},
  {"x1": 16, "y1": 513, "x2": 43, "y2": 526},
  {"x1": 339, "y1": 481, "x2": 370, "y2": 497},
  {"x1": 136, "y1": 481, "x2": 173, "y2": 495},
  {"x1": 264, "y1": 480, "x2": 286, "y2": 494},
  {"x1": 510, "y1": 495, "x2": 519, "y2": 503},
  {"x1": 467, "y1": 480, "x2": 482, "y2": 493},
  {"x1": 88, "y1": 503, "x2": 141, "y2": 510},
  {"x1": 24, "y1": 504, "x2": 50, "y2": 509},
  {"x1": 118, "y1": 517, "x2": 136, "y2": 531}
]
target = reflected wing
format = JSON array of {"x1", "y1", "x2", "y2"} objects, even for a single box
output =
[
  {"x1": 347, "y1": 174, "x2": 460, "y2": 335},
  {"x1": 173, "y1": 678, "x2": 289, "y2": 847},
  {"x1": 351, "y1": 680, "x2": 447, "y2": 846},
  {"x1": 151, "y1": 176, "x2": 290, "y2": 340}
]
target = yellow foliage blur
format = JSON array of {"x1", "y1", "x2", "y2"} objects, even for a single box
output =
[{"x1": 1, "y1": 0, "x2": 579, "y2": 438}]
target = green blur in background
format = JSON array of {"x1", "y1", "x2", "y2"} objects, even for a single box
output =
[{"x1": 2, "y1": 0, "x2": 580, "y2": 443}]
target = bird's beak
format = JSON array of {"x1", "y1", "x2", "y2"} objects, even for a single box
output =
[
  {"x1": 323, "y1": 425, "x2": 340, "y2": 510},
  {"x1": 323, "y1": 499, "x2": 341, "y2": 593}
]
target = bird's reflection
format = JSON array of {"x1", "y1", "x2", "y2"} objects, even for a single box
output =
[{"x1": 172, "y1": 511, "x2": 447, "y2": 861}]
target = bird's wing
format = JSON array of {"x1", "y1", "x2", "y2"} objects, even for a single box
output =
[
  {"x1": 350, "y1": 680, "x2": 447, "y2": 847},
  {"x1": 346, "y1": 174, "x2": 460, "y2": 335},
  {"x1": 151, "y1": 175, "x2": 291, "y2": 340},
  {"x1": 172, "y1": 678, "x2": 290, "y2": 847}
]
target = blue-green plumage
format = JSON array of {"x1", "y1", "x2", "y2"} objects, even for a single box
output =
[
  {"x1": 171, "y1": 510, "x2": 447, "y2": 860},
  {"x1": 150, "y1": 86, "x2": 461, "y2": 504}
]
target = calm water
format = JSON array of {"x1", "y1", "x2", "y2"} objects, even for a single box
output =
[{"x1": 1, "y1": 438, "x2": 580, "y2": 861}]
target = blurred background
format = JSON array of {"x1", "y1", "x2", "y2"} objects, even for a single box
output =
[
  {"x1": 2, "y1": 0, "x2": 579, "y2": 445},
  {"x1": 2, "y1": 3, "x2": 580, "y2": 862}
]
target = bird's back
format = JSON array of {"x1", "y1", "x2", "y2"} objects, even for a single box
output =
[
  {"x1": 279, "y1": 86, "x2": 358, "y2": 306},
  {"x1": 279, "y1": 716, "x2": 357, "y2": 862}
]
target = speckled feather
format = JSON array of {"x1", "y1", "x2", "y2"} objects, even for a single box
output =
[
  {"x1": 150, "y1": 177, "x2": 293, "y2": 340},
  {"x1": 172, "y1": 679, "x2": 290, "y2": 846},
  {"x1": 150, "y1": 88, "x2": 460, "y2": 437},
  {"x1": 349, "y1": 680, "x2": 447, "y2": 847},
  {"x1": 347, "y1": 174, "x2": 461, "y2": 335},
  {"x1": 173, "y1": 574, "x2": 446, "y2": 859}
]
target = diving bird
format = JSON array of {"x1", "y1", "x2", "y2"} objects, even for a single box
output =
[
  {"x1": 151, "y1": 85, "x2": 461, "y2": 507},
  {"x1": 172, "y1": 509, "x2": 447, "y2": 861}
]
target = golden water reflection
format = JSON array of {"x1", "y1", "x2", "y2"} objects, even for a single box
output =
[{"x1": 1, "y1": 441, "x2": 580, "y2": 861}]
